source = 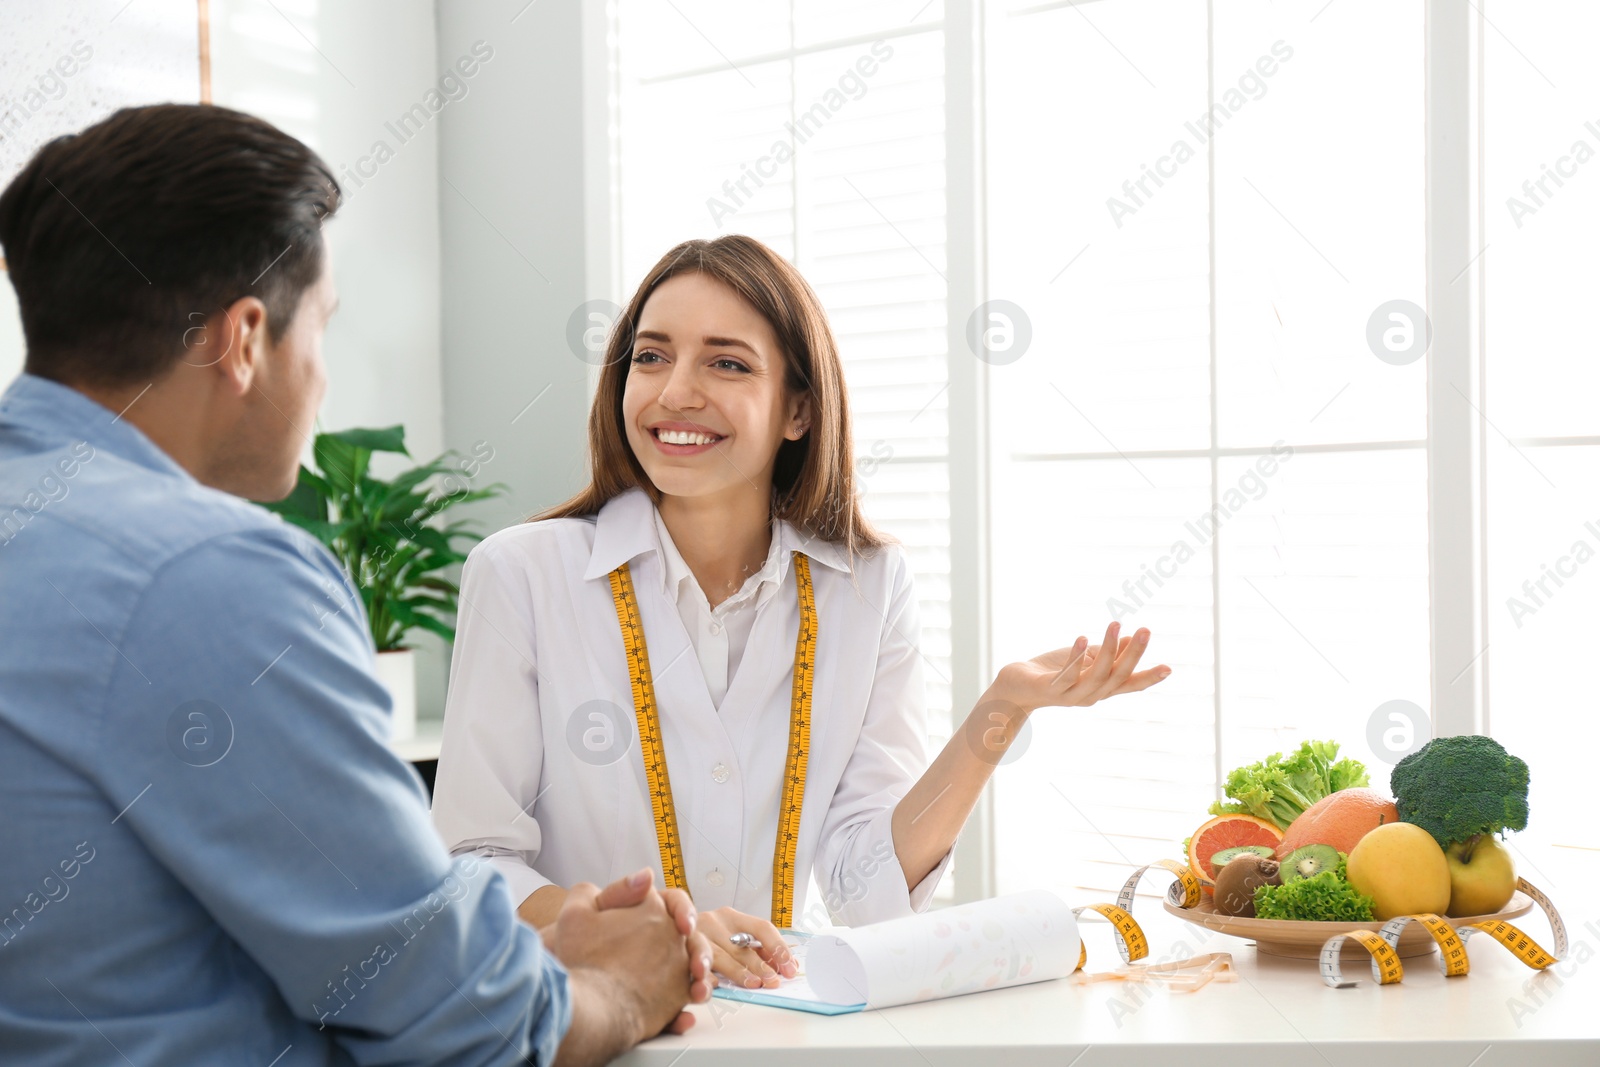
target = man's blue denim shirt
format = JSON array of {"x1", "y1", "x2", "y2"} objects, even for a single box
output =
[{"x1": 0, "y1": 373, "x2": 571, "y2": 1065}]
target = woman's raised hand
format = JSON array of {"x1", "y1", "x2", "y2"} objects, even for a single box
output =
[
  {"x1": 694, "y1": 906, "x2": 799, "y2": 990},
  {"x1": 992, "y1": 621, "x2": 1170, "y2": 713}
]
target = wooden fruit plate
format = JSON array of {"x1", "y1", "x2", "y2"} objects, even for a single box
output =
[{"x1": 1163, "y1": 891, "x2": 1535, "y2": 960}]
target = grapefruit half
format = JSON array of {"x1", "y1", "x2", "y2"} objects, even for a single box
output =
[{"x1": 1187, "y1": 814, "x2": 1285, "y2": 888}]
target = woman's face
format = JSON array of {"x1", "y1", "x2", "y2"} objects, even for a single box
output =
[{"x1": 622, "y1": 271, "x2": 811, "y2": 504}]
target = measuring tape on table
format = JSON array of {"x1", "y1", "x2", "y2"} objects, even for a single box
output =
[
  {"x1": 1319, "y1": 877, "x2": 1568, "y2": 988},
  {"x1": 1072, "y1": 859, "x2": 1203, "y2": 971},
  {"x1": 608, "y1": 551, "x2": 817, "y2": 927}
]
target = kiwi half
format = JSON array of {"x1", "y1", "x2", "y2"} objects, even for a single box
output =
[
  {"x1": 1210, "y1": 844, "x2": 1277, "y2": 870},
  {"x1": 1279, "y1": 843, "x2": 1340, "y2": 884}
]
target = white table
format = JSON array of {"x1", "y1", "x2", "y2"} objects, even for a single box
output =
[
  {"x1": 618, "y1": 842, "x2": 1599, "y2": 1066},
  {"x1": 390, "y1": 717, "x2": 443, "y2": 764}
]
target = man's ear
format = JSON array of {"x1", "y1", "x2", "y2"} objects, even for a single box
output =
[
  {"x1": 786, "y1": 390, "x2": 813, "y2": 441},
  {"x1": 211, "y1": 296, "x2": 269, "y2": 397}
]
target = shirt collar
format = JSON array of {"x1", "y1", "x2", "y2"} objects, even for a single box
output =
[
  {"x1": 650, "y1": 504, "x2": 711, "y2": 598},
  {"x1": 582, "y1": 485, "x2": 852, "y2": 583},
  {"x1": 0, "y1": 373, "x2": 191, "y2": 482}
]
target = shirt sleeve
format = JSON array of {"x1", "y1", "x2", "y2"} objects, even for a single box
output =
[
  {"x1": 816, "y1": 545, "x2": 954, "y2": 927},
  {"x1": 93, "y1": 525, "x2": 571, "y2": 1067},
  {"x1": 430, "y1": 538, "x2": 555, "y2": 908}
]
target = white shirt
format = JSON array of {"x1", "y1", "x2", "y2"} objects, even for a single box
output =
[
  {"x1": 651, "y1": 503, "x2": 781, "y2": 709},
  {"x1": 430, "y1": 485, "x2": 951, "y2": 928}
]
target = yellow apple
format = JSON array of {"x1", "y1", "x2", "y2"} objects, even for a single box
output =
[
  {"x1": 1346, "y1": 822, "x2": 1452, "y2": 919},
  {"x1": 1445, "y1": 834, "x2": 1517, "y2": 917}
]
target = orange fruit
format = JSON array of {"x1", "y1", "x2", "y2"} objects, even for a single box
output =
[
  {"x1": 1275, "y1": 788, "x2": 1398, "y2": 859},
  {"x1": 1187, "y1": 814, "x2": 1285, "y2": 888}
]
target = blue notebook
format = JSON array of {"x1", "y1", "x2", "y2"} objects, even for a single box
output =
[{"x1": 710, "y1": 931, "x2": 866, "y2": 1015}]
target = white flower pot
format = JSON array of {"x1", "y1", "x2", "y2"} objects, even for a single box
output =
[{"x1": 375, "y1": 648, "x2": 417, "y2": 743}]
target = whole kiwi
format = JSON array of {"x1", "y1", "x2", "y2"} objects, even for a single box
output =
[{"x1": 1214, "y1": 854, "x2": 1281, "y2": 917}]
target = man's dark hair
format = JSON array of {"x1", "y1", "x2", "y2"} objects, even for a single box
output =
[{"x1": 0, "y1": 103, "x2": 340, "y2": 387}]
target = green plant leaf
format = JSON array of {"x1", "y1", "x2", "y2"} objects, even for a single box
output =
[
  {"x1": 295, "y1": 518, "x2": 353, "y2": 548},
  {"x1": 415, "y1": 576, "x2": 461, "y2": 597},
  {"x1": 378, "y1": 464, "x2": 449, "y2": 509},
  {"x1": 400, "y1": 552, "x2": 465, "y2": 580},
  {"x1": 403, "y1": 526, "x2": 452, "y2": 557},
  {"x1": 314, "y1": 433, "x2": 370, "y2": 497},
  {"x1": 388, "y1": 599, "x2": 456, "y2": 643},
  {"x1": 398, "y1": 594, "x2": 453, "y2": 612},
  {"x1": 299, "y1": 469, "x2": 333, "y2": 497},
  {"x1": 380, "y1": 490, "x2": 436, "y2": 526},
  {"x1": 433, "y1": 487, "x2": 504, "y2": 509},
  {"x1": 257, "y1": 470, "x2": 328, "y2": 522},
  {"x1": 327, "y1": 425, "x2": 409, "y2": 456}
]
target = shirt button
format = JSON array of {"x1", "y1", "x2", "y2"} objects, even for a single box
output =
[
  {"x1": 707, "y1": 868, "x2": 725, "y2": 887},
  {"x1": 709, "y1": 621, "x2": 723, "y2": 635},
  {"x1": 711, "y1": 762, "x2": 731, "y2": 784}
]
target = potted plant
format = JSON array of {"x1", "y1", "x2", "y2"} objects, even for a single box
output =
[{"x1": 257, "y1": 425, "x2": 506, "y2": 741}]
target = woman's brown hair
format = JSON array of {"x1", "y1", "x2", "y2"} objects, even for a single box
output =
[{"x1": 531, "y1": 235, "x2": 894, "y2": 566}]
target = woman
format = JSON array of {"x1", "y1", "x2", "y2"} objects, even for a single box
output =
[{"x1": 432, "y1": 235, "x2": 1170, "y2": 991}]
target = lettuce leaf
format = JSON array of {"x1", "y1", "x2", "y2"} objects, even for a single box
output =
[
  {"x1": 1207, "y1": 740, "x2": 1370, "y2": 830},
  {"x1": 1252, "y1": 856, "x2": 1375, "y2": 922}
]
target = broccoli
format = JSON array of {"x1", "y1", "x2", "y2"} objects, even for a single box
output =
[
  {"x1": 1390, "y1": 734, "x2": 1529, "y2": 848},
  {"x1": 1207, "y1": 740, "x2": 1371, "y2": 830}
]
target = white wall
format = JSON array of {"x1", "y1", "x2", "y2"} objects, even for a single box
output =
[
  {"x1": 211, "y1": 0, "x2": 445, "y2": 461},
  {"x1": 434, "y1": 0, "x2": 598, "y2": 534}
]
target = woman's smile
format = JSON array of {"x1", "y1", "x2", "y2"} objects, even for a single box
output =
[{"x1": 648, "y1": 421, "x2": 728, "y2": 455}]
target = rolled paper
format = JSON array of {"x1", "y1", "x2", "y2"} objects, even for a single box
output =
[{"x1": 807, "y1": 889, "x2": 1080, "y2": 1009}]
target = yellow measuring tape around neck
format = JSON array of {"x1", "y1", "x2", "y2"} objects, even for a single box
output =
[{"x1": 607, "y1": 550, "x2": 817, "y2": 926}]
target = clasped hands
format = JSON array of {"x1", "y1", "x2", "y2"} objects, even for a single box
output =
[
  {"x1": 538, "y1": 869, "x2": 798, "y2": 1040},
  {"x1": 540, "y1": 869, "x2": 711, "y2": 1039}
]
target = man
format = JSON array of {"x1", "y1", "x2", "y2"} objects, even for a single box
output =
[{"x1": 0, "y1": 103, "x2": 711, "y2": 1066}]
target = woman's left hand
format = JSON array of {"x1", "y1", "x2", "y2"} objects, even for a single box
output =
[{"x1": 992, "y1": 621, "x2": 1170, "y2": 713}]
